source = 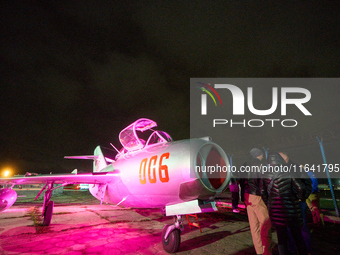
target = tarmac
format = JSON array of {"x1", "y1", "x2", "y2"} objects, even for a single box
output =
[{"x1": 0, "y1": 190, "x2": 339, "y2": 255}]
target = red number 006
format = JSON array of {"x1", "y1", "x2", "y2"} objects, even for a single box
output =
[{"x1": 139, "y1": 152, "x2": 170, "y2": 184}]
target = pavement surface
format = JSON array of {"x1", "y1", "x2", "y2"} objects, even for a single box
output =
[{"x1": 0, "y1": 190, "x2": 339, "y2": 255}]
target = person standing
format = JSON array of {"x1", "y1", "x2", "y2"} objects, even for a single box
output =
[
  {"x1": 306, "y1": 171, "x2": 324, "y2": 227},
  {"x1": 262, "y1": 152, "x2": 310, "y2": 255},
  {"x1": 229, "y1": 175, "x2": 240, "y2": 213},
  {"x1": 279, "y1": 153, "x2": 313, "y2": 255},
  {"x1": 241, "y1": 148, "x2": 272, "y2": 255}
]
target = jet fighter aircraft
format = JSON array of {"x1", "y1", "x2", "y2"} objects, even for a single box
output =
[{"x1": 0, "y1": 118, "x2": 230, "y2": 253}]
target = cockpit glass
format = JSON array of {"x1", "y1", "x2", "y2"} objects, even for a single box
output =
[{"x1": 119, "y1": 118, "x2": 157, "y2": 151}]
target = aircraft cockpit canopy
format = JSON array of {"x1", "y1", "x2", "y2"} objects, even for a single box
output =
[
  {"x1": 119, "y1": 118, "x2": 172, "y2": 153},
  {"x1": 146, "y1": 130, "x2": 172, "y2": 145}
]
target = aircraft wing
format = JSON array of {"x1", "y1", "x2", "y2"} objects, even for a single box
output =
[
  {"x1": 0, "y1": 171, "x2": 120, "y2": 212},
  {"x1": 0, "y1": 171, "x2": 120, "y2": 186}
]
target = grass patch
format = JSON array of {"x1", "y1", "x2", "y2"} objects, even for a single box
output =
[
  {"x1": 28, "y1": 207, "x2": 50, "y2": 234},
  {"x1": 54, "y1": 212, "x2": 72, "y2": 215},
  {"x1": 28, "y1": 207, "x2": 42, "y2": 226}
]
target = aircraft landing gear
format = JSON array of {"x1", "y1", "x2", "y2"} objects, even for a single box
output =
[
  {"x1": 42, "y1": 183, "x2": 54, "y2": 226},
  {"x1": 162, "y1": 215, "x2": 183, "y2": 253},
  {"x1": 43, "y1": 201, "x2": 54, "y2": 226}
]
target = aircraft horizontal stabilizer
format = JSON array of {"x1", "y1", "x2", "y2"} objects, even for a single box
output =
[{"x1": 64, "y1": 155, "x2": 97, "y2": 160}]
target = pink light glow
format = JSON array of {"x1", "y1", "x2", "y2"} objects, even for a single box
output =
[{"x1": 0, "y1": 227, "x2": 161, "y2": 254}]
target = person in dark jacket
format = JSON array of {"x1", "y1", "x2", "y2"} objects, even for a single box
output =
[
  {"x1": 279, "y1": 153, "x2": 313, "y2": 255},
  {"x1": 261, "y1": 152, "x2": 311, "y2": 255},
  {"x1": 240, "y1": 148, "x2": 272, "y2": 255}
]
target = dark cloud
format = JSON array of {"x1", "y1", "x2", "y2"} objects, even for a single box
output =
[{"x1": 0, "y1": 1, "x2": 339, "y2": 174}]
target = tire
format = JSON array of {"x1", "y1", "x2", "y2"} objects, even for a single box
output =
[
  {"x1": 42, "y1": 201, "x2": 54, "y2": 226},
  {"x1": 162, "y1": 224, "x2": 180, "y2": 253}
]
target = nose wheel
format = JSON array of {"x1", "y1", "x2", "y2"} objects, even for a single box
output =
[{"x1": 162, "y1": 215, "x2": 183, "y2": 253}]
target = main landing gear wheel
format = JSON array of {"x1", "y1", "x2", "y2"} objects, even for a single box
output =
[
  {"x1": 42, "y1": 200, "x2": 54, "y2": 226},
  {"x1": 162, "y1": 224, "x2": 181, "y2": 253}
]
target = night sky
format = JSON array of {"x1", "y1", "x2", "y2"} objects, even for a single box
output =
[{"x1": 1, "y1": 1, "x2": 339, "y2": 175}]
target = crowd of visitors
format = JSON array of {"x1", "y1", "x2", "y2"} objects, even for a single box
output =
[{"x1": 229, "y1": 148, "x2": 322, "y2": 255}]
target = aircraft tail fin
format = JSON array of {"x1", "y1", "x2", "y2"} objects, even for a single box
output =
[
  {"x1": 93, "y1": 146, "x2": 107, "y2": 172},
  {"x1": 65, "y1": 146, "x2": 108, "y2": 173}
]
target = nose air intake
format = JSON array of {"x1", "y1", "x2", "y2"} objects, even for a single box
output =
[
  {"x1": 179, "y1": 141, "x2": 230, "y2": 201},
  {"x1": 195, "y1": 143, "x2": 230, "y2": 193}
]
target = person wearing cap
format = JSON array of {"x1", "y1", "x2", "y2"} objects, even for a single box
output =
[{"x1": 240, "y1": 148, "x2": 272, "y2": 255}]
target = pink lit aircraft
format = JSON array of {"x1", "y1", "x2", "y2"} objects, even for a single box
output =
[{"x1": 0, "y1": 118, "x2": 230, "y2": 253}]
